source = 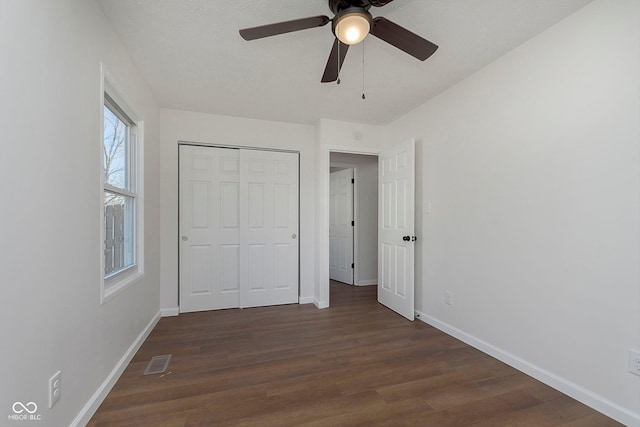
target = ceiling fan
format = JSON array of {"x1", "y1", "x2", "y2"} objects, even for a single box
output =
[{"x1": 239, "y1": 0, "x2": 438, "y2": 83}]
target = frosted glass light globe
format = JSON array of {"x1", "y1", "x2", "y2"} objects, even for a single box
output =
[{"x1": 335, "y1": 13, "x2": 370, "y2": 45}]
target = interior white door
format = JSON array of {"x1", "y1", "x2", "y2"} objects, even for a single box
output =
[
  {"x1": 179, "y1": 145, "x2": 241, "y2": 312},
  {"x1": 179, "y1": 146, "x2": 299, "y2": 313},
  {"x1": 378, "y1": 138, "x2": 415, "y2": 320},
  {"x1": 329, "y1": 168, "x2": 354, "y2": 284},
  {"x1": 240, "y1": 149, "x2": 299, "y2": 308}
]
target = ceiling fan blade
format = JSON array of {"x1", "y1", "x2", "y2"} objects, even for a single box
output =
[
  {"x1": 239, "y1": 15, "x2": 331, "y2": 41},
  {"x1": 370, "y1": 17, "x2": 438, "y2": 61},
  {"x1": 321, "y1": 38, "x2": 350, "y2": 83}
]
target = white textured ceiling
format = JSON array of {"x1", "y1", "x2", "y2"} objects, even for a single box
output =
[{"x1": 98, "y1": 0, "x2": 593, "y2": 125}]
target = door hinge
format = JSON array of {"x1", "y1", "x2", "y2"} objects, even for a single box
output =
[
  {"x1": 351, "y1": 263, "x2": 354, "y2": 269},
  {"x1": 351, "y1": 220, "x2": 354, "y2": 226},
  {"x1": 351, "y1": 178, "x2": 354, "y2": 184}
]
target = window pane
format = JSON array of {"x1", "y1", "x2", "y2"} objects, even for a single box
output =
[
  {"x1": 104, "y1": 191, "x2": 135, "y2": 277},
  {"x1": 103, "y1": 105, "x2": 129, "y2": 190}
]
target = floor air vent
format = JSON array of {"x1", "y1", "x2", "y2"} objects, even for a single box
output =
[{"x1": 143, "y1": 354, "x2": 172, "y2": 375}]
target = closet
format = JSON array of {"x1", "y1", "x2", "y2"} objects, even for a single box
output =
[{"x1": 179, "y1": 144, "x2": 299, "y2": 313}]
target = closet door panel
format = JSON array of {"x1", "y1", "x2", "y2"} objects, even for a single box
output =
[
  {"x1": 180, "y1": 146, "x2": 241, "y2": 312},
  {"x1": 240, "y1": 150, "x2": 299, "y2": 308}
]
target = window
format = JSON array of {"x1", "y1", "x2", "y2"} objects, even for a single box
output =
[{"x1": 101, "y1": 78, "x2": 143, "y2": 301}]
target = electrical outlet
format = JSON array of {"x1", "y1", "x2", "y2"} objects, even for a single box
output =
[
  {"x1": 629, "y1": 349, "x2": 640, "y2": 376},
  {"x1": 445, "y1": 290, "x2": 453, "y2": 306},
  {"x1": 49, "y1": 371, "x2": 61, "y2": 408}
]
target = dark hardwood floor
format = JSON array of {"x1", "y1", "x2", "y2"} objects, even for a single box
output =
[{"x1": 89, "y1": 281, "x2": 621, "y2": 426}]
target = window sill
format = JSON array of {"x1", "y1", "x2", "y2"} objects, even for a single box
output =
[{"x1": 102, "y1": 269, "x2": 144, "y2": 304}]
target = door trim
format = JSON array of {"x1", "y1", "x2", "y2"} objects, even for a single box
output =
[{"x1": 178, "y1": 140, "x2": 299, "y2": 154}]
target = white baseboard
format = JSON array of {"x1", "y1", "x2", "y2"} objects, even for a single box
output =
[
  {"x1": 355, "y1": 280, "x2": 377, "y2": 286},
  {"x1": 71, "y1": 311, "x2": 161, "y2": 427},
  {"x1": 160, "y1": 307, "x2": 179, "y2": 317},
  {"x1": 414, "y1": 310, "x2": 640, "y2": 427},
  {"x1": 314, "y1": 298, "x2": 328, "y2": 309},
  {"x1": 298, "y1": 296, "x2": 314, "y2": 304}
]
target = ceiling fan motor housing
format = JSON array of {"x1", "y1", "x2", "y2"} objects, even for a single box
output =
[{"x1": 329, "y1": 0, "x2": 372, "y2": 15}]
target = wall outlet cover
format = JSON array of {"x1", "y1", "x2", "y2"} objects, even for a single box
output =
[
  {"x1": 629, "y1": 349, "x2": 640, "y2": 376},
  {"x1": 49, "y1": 371, "x2": 61, "y2": 408},
  {"x1": 445, "y1": 290, "x2": 453, "y2": 306}
]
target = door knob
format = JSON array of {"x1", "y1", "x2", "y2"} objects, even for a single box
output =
[
  {"x1": 181, "y1": 236, "x2": 188, "y2": 241},
  {"x1": 402, "y1": 235, "x2": 410, "y2": 241},
  {"x1": 291, "y1": 233, "x2": 297, "y2": 239},
  {"x1": 411, "y1": 236, "x2": 417, "y2": 242}
]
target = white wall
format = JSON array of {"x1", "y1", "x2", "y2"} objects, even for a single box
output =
[
  {"x1": 330, "y1": 153, "x2": 378, "y2": 285},
  {"x1": 0, "y1": 1, "x2": 161, "y2": 425},
  {"x1": 387, "y1": 0, "x2": 640, "y2": 424},
  {"x1": 159, "y1": 109, "x2": 316, "y2": 310}
]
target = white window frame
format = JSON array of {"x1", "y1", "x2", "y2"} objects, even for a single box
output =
[{"x1": 100, "y1": 65, "x2": 145, "y2": 303}]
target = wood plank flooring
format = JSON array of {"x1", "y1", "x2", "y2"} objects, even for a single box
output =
[{"x1": 89, "y1": 281, "x2": 622, "y2": 426}]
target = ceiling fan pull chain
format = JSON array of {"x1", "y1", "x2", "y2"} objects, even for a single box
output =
[
  {"x1": 362, "y1": 39, "x2": 366, "y2": 100},
  {"x1": 337, "y1": 40, "x2": 341, "y2": 85}
]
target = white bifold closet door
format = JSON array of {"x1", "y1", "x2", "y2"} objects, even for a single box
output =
[{"x1": 179, "y1": 145, "x2": 299, "y2": 313}]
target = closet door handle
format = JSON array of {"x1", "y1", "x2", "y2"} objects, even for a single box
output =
[
  {"x1": 291, "y1": 234, "x2": 297, "y2": 239},
  {"x1": 181, "y1": 236, "x2": 188, "y2": 241}
]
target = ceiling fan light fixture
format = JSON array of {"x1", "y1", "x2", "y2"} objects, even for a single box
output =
[
  {"x1": 239, "y1": 0, "x2": 440, "y2": 84},
  {"x1": 334, "y1": 9, "x2": 372, "y2": 45}
]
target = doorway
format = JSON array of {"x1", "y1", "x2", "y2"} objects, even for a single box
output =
[
  {"x1": 329, "y1": 152, "x2": 379, "y2": 290},
  {"x1": 322, "y1": 139, "x2": 417, "y2": 320}
]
